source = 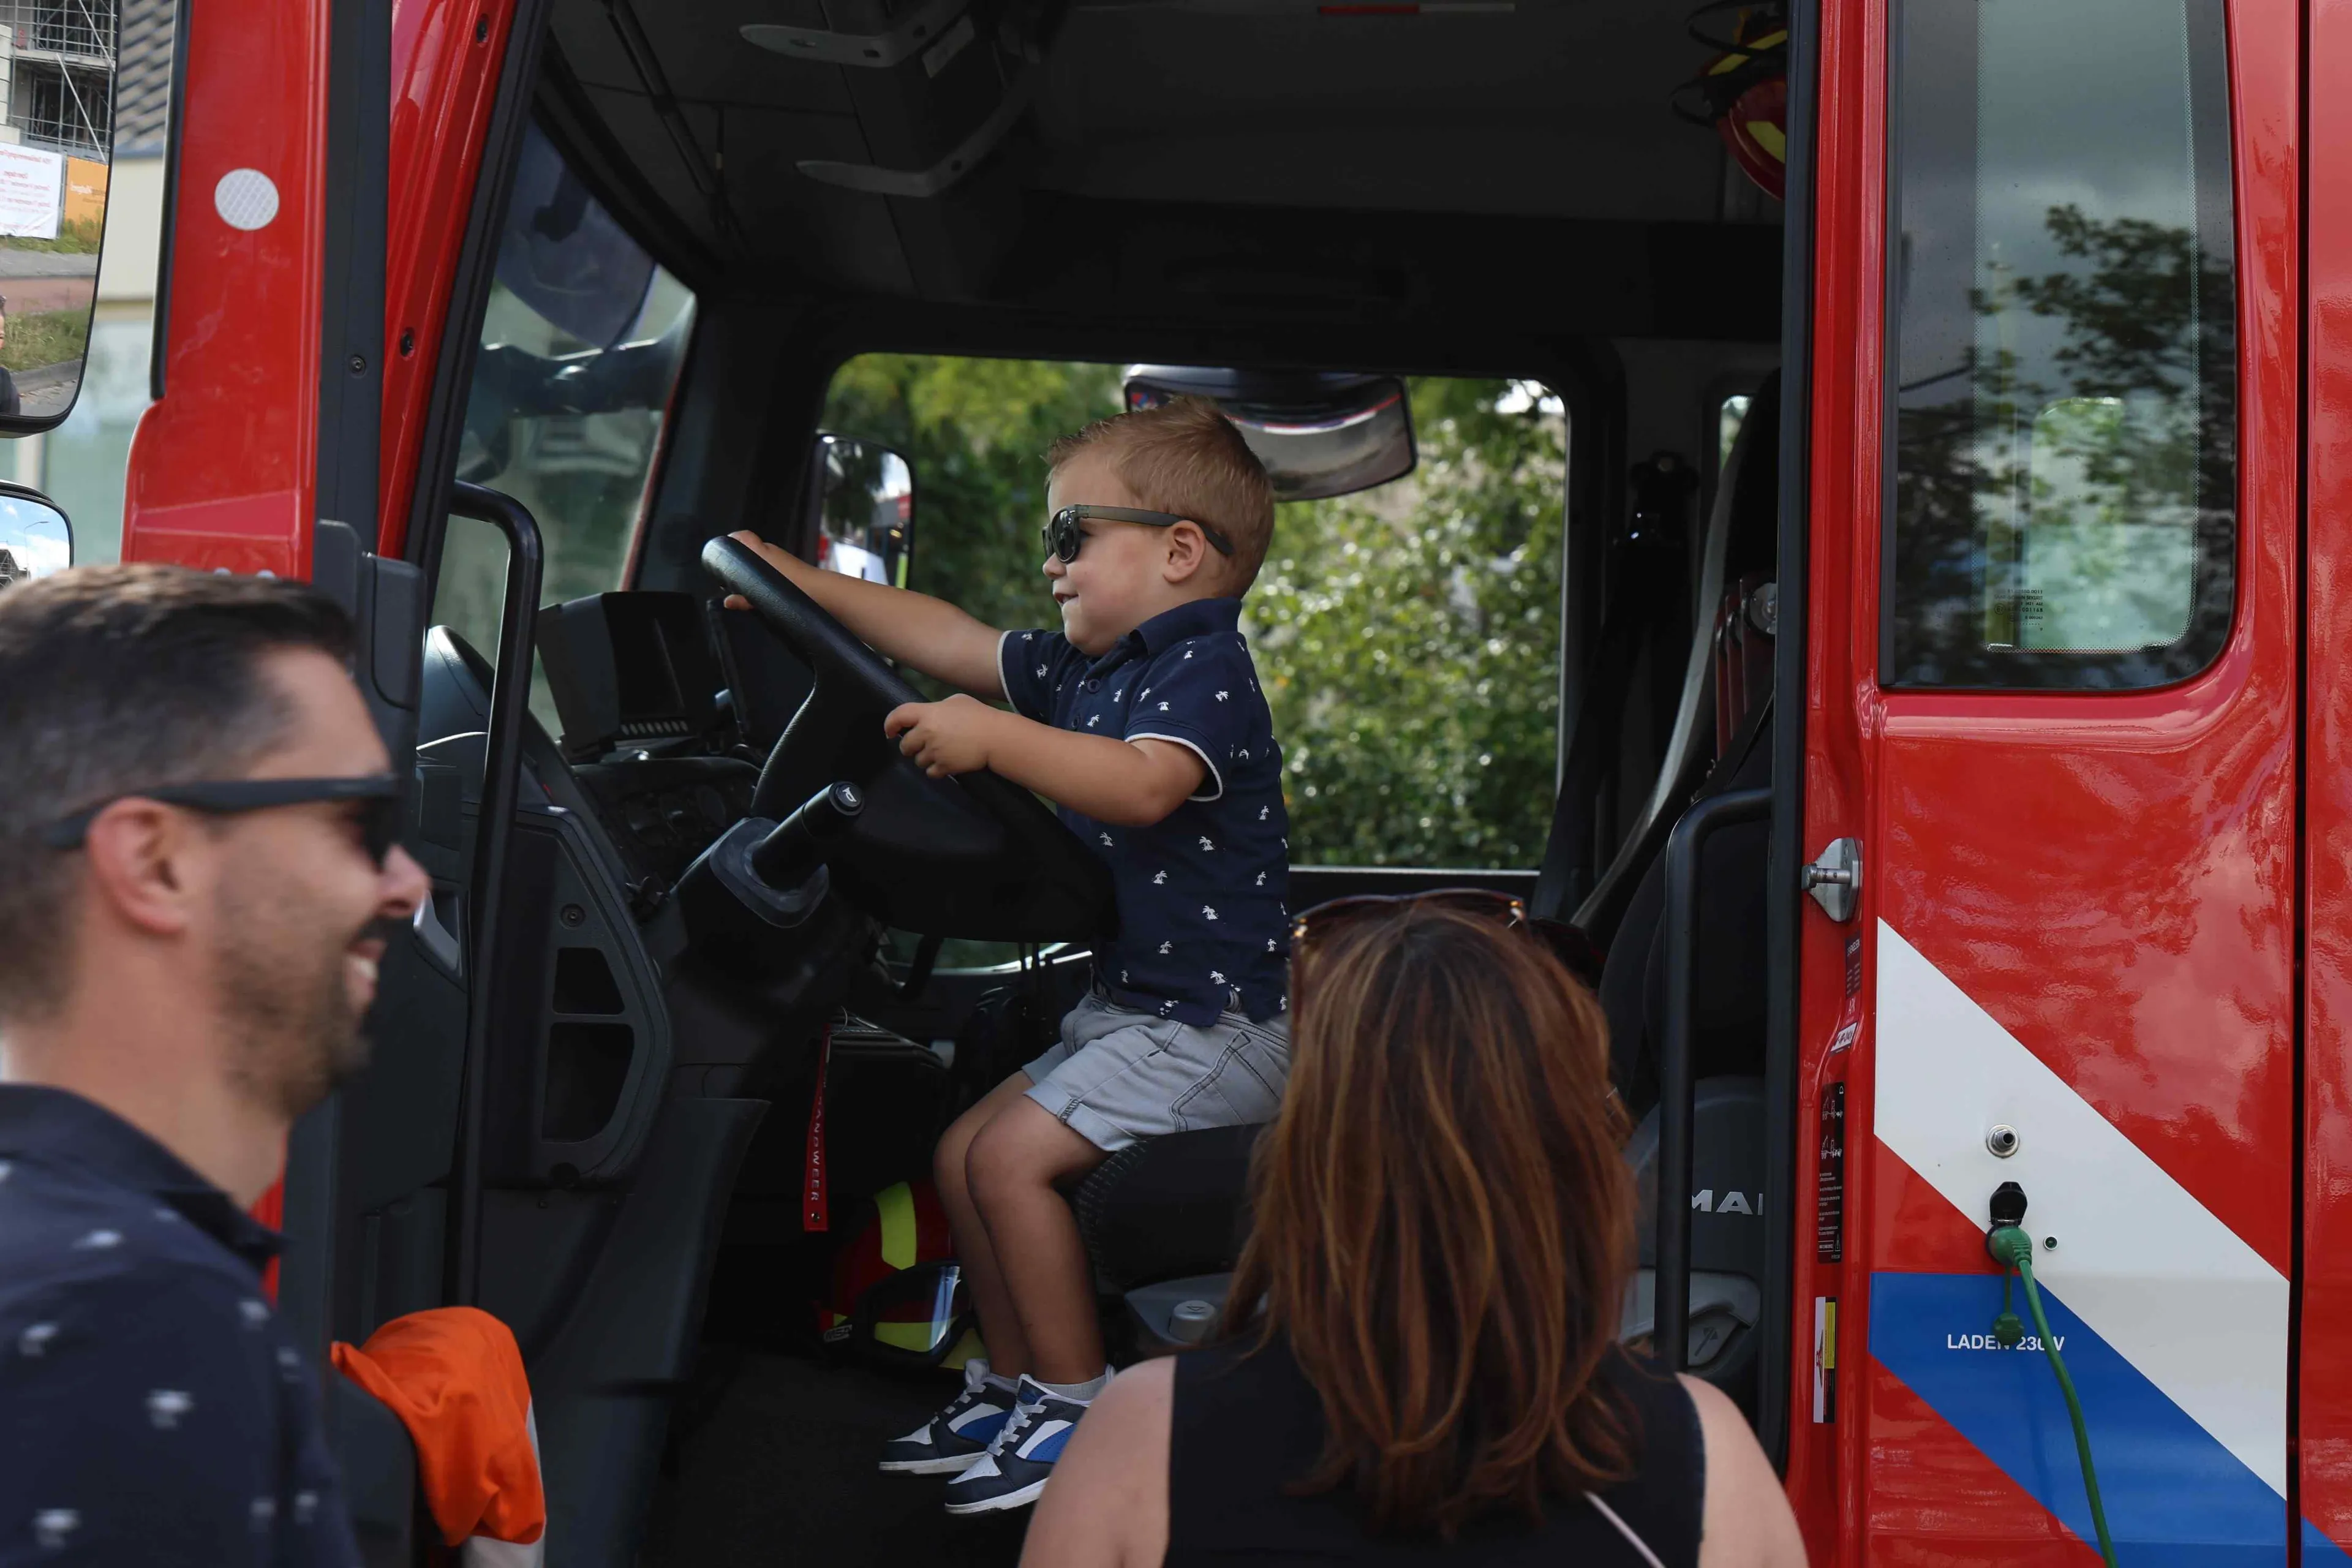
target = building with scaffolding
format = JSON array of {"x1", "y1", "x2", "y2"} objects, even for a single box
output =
[{"x1": 0, "y1": 0, "x2": 113, "y2": 160}]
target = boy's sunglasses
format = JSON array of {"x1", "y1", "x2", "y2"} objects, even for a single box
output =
[
  {"x1": 42, "y1": 775, "x2": 407, "y2": 867},
  {"x1": 1042, "y1": 504, "x2": 1237, "y2": 565},
  {"x1": 1289, "y1": 889, "x2": 1605, "y2": 990}
]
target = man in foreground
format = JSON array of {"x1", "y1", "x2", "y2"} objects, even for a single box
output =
[{"x1": 0, "y1": 565, "x2": 429, "y2": 1564}]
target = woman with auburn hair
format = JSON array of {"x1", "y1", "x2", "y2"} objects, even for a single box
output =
[{"x1": 1023, "y1": 895, "x2": 1806, "y2": 1567}]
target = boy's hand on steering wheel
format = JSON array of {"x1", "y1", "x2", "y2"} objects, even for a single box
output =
[
  {"x1": 720, "y1": 531, "x2": 802, "y2": 610},
  {"x1": 886, "y1": 693, "x2": 1001, "y2": 778}
]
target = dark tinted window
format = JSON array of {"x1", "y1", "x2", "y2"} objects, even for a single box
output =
[{"x1": 1885, "y1": 0, "x2": 2235, "y2": 689}]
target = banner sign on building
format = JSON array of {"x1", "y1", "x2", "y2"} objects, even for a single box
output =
[
  {"x1": 64, "y1": 158, "x2": 106, "y2": 233},
  {"x1": 0, "y1": 145, "x2": 64, "y2": 239}
]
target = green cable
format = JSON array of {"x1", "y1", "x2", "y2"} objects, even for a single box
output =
[{"x1": 1990, "y1": 1226, "x2": 2117, "y2": 1568}]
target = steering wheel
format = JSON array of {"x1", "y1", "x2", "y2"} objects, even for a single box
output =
[{"x1": 701, "y1": 535, "x2": 1117, "y2": 943}]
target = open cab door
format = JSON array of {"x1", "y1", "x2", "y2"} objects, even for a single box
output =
[
  {"x1": 118, "y1": 0, "x2": 551, "y2": 1555},
  {"x1": 1793, "y1": 0, "x2": 2304, "y2": 1560}
]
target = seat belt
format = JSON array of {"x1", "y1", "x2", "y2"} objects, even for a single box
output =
[{"x1": 1531, "y1": 554, "x2": 1686, "y2": 922}]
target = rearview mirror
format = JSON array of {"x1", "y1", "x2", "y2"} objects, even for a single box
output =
[
  {"x1": 0, "y1": 486, "x2": 72, "y2": 589},
  {"x1": 0, "y1": 1, "x2": 143, "y2": 431},
  {"x1": 807, "y1": 434, "x2": 915, "y2": 587},
  {"x1": 1123, "y1": 366, "x2": 1417, "y2": 502}
]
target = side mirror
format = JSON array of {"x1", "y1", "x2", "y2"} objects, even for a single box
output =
[
  {"x1": 0, "y1": 1, "x2": 151, "y2": 432},
  {"x1": 0, "y1": 486, "x2": 71, "y2": 589},
  {"x1": 807, "y1": 433, "x2": 916, "y2": 588},
  {"x1": 1123, "y1": 366, "x2": 1417, "y2": 501}
]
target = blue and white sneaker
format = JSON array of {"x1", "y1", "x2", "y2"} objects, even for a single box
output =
[
  {"x1": 941, "y1": 1375, "x2": 1090, "y2": 1515},
  {"x1": 878, "y1": 1359, "x2": 1017, "y2": 1475}
]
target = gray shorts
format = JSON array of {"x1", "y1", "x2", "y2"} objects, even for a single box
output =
[{"x1": 1022, "y1": 990, "x2": 1292, "y2": 1153}]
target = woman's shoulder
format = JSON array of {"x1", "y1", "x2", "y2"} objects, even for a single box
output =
[
  {"x1": 1077, "y1": 1355, "x2": 1178, "y2": 1472},
  {"x1": 1594, "y1": 1344, "x2": 1706, "y2": 1444},
  {"x1": 1020, "y1": 1360, "x2": 1175, "y2": 1568},
  {"x1": 1674, "y1": 1374, "x2": 1811, "y2": 1568},
  {"x1": 1102, "y1": 1353, "x2": 1178, "y2": 1415}
]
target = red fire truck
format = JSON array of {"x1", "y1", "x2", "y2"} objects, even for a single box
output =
[{"x1": 24, "y1": 0, "x2": 2346, "y2": 1559}]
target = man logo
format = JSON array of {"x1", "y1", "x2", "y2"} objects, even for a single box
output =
[{"x1": 1691, "y1": 1190, "x2": 1763, "y2": 1216}]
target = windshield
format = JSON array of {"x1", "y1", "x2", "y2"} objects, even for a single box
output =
[{"x1": 432, "y1": 121, "x2": 696, "y2": 733}]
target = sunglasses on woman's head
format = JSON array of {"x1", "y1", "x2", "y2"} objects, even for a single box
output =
[
  {"x1": 1289, "y1": 889, "x2": 1605, "y2": 989},
  {"x1": 1042, "y1": 504, "x2": 1238, "y2": 565},
  {"x1": 42, "y1": 775, "x2": 409, "y2": 868}
]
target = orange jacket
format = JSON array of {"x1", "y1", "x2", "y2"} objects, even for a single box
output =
[{"x1": 333, "y1": 1306, "x2": 546, "y2": 1565}]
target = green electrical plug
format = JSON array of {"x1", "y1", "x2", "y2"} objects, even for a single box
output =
[
  {"x1": 1992, "y1": 1271, "x2": 2025, "y2": 1349},
  {"x1": 1988, "y1": 1202, "x2": 2117, "y2": 1568}
]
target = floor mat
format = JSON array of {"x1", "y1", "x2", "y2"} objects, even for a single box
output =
[{"x1": 639, "y1": 1348, "x2": 1030, "y2": 1567}]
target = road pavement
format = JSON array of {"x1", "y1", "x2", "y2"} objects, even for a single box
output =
[{"x1": 19, "y1": 361, "x2": 81, "y2": 419}]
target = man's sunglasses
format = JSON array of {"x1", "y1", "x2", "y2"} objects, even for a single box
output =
[
  {"x1": 1042, "y1": 504, "x2": 1237, "y2": 565},
  {"x1": 42, "y1": 775, "x2": 407, "y2": 867},
  {"x1": 1289, "y1": 889, "x2": 1605, "y2": 990}
]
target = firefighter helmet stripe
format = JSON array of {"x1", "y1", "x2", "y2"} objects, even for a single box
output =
[{"x1": 876, "y1": 1182, "x2": 918, "y2": 1272}]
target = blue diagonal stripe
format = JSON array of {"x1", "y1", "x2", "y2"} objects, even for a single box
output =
[{"x1": 1871, "y1": 1272, "x2": 2283, "y2": 1566}]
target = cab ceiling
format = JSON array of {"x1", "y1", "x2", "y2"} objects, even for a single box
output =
[{"x1": 539, "y1": 0, "x2": 1784, "y2": 335}]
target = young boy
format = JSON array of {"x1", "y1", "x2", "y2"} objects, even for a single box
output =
[{"x1": 728, "y1": 397, "x2": 1291, "y2": 1515}]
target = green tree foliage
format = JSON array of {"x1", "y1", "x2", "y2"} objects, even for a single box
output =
[
  {"x1": 821, "y1": 360, "x2": 1564, "y2": 869},
  {"x1": 1248, "y1": 380, "x2": 1563, "y2": 867},
  {"x1": 823, "y1": 354, "x2": 1124, "y2": 643}
]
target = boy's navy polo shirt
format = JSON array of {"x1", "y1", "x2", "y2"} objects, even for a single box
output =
[
  {"x1": 999, "y1": 597, "x2": 1291, "y2": 1025},
  {"x1": 0, "y1": 1084, "x2": 361, "y2": 1566}
]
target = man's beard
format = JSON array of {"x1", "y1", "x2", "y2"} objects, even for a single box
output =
[{"x1": 211, "y1": 869, "x2": 375, "y2": 1121}]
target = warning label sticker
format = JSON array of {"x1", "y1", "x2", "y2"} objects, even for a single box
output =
[{"x1": 1815, "y1": 1082, "x2": 1845, "y2": 1262}]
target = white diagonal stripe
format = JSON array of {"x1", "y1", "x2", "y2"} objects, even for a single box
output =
[{"x1": 1874, "y1": 920, "x2": 2288, "y2": 1498}]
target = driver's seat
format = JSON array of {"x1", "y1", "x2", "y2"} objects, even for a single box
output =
[{"x1": 1071, "y1": 1121, "x2": 1262, "y2": 1296}]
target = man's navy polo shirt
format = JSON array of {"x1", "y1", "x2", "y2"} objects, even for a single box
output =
[
  {"x1": 1000, "y1": 597, "x2": 1291, "y2": 1025},
  {"x1": 0, "y1": 1084, "x2": 360, "y2": 1566}
]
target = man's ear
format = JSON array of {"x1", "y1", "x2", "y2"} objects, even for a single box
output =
[
  {"x1": 1161, "y1": 522, "x2": 1213, "y2": 585},
  {"x1": 80, "y1": 801, "x2": 205, "y2": 938}
]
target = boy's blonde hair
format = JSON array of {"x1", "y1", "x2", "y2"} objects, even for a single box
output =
[{"x1": 1047, "y1": 397, "x2": 1276, "y2": 592}]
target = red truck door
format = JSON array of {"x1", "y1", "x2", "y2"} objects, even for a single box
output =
[
  {"x1": 115, "y1": 0, "x2": 533, "y2": 1374},
  {"x1": 2299, "y1": 0, "x2": 2352, "y2": 1555},
  {"x1": 1791, "y1": 0, "x2": 2305, "y2": 1561},
  {"x1": 121, "y1": 0, "x2": 349, "y2": 580}
]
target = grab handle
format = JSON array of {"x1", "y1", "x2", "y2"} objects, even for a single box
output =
[
  {"x1": 445, "y1": 480, "x2": 544, "y2": 1308},
  {"x1": 1656, "y1": 787, "x2": 1773, "y2": 1371}
]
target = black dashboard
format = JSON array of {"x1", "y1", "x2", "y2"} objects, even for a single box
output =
[{"x1": 572, "y1": 755, "x2": 760, "y2": 893}]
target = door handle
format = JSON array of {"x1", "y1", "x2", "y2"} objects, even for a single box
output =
[
  {"x1": 412, "y1": 891, "x2": 463, "y2": 979},
  {"x1": 1801, "y1": 838, "x2": 1862, "y2": 922}
]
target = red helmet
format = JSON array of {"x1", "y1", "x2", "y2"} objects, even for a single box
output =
[
  {"x1": 818, "y1": 1179, "x2": 979, "y2": 1371},
  {"x1": 1673, "y1": 2, "x2": 1791, "y2": 203}
]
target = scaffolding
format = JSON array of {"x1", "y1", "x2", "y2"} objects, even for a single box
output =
[{"x1": 0, "y1": 0, "x2": 113, "y2": 160}]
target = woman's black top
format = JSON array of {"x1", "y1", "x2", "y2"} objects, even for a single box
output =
[{"x1": 1166, "y1": 1333, "x2": 1704, "y2": 1566}]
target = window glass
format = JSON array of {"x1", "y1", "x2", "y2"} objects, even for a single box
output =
[
  {"x1": 433, "y1": 123, "x2": 695, "y2": 733},
  {"x1": 40, "y1": 311, "x2": 151, "y2": 562},
  {"x1": 35, "y1": 0, "x2": 175, "y2": 565},
  {"x1": 820, "y1": 356, "x2": 1567, "y2": 873},
  {"x1": 1886, "y1": 0, "x2": 2234, "y2": 688}
]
